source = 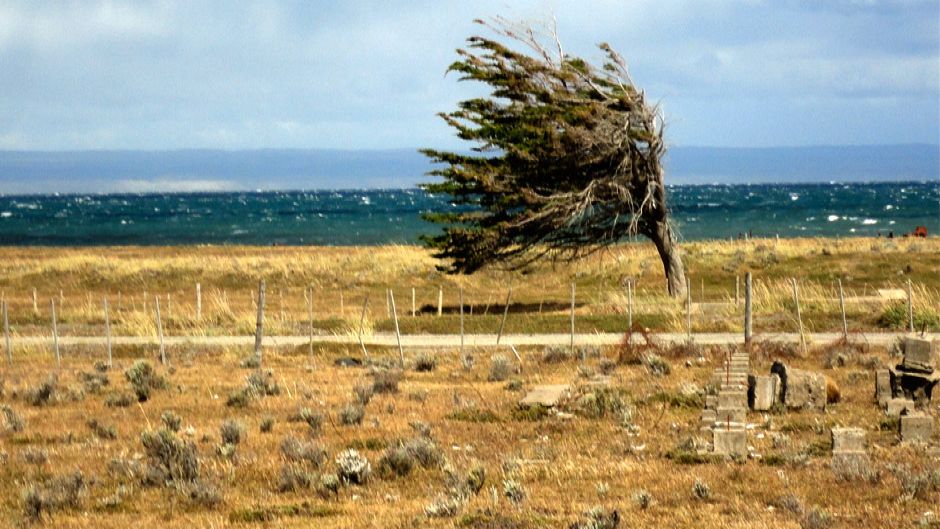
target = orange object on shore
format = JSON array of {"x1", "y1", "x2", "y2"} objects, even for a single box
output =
[{"x1": 911, "y1": 226, "x2": 928, "y2": 238}]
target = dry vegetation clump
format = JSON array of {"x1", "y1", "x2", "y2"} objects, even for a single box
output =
[
  {"x1": 160, "y1": 410, "x2": 182, "y2": 432},
  {"x1": 22, "y1": 471, "x2": 86, "y2": 522},
  {"x1": 335, "y1": 449, "x2": 371, "y2": 485},
  {"x1": 87, "y1": 418, "x2": 117, "y2": 440},
  {"x1": 1, "y1": 404, "x2": 24, "y2": 432},
  {"x1": 280, "y1": 436, "x2": 326, "y2": 467},
  {"x1": 140, "y1": 429, "x2": 200, "y2": 485},
  {"x1": 370, "y1": 369, "x2": 402, "y2": 394},
  {"x1": 413, "y1": 352, "x2": 437, "y2": 372},
  {"x1": 124, "y1": 360, "x2": 166, "y2": 402},
  {"x1": 25, "y1": 375, "x2": 57, "y2": 406},
  {"x1": 488, "y1": 354, "x2": 512, "y2": 381},
  {"x1": 338, "y1": 403, "x2": 365, "y2": 425}
]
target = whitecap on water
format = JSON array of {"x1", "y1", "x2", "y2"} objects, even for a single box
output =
[
  {"x1": 0, "y1": 211, "x2": 11, "y2": 218},
  {"x1": 827, "y1": 214, "x2": 839, "y2": 222},
  {"x1": 862, "y1": 219, "x2": 877, "y2": 225}
]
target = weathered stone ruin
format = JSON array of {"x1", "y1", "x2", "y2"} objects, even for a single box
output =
[
  {"x1": 769, "y1": 361, "x2": 827, "y2": 410},
  {"x1": 878, "y1": 338, "x2": 938, "y2": 416},
  {"x1": 702, "y1": 348, "x2": 749, "y2": 457},
  {"x1": 831, "y1": 427, "x2": 868, "y2": 465}
]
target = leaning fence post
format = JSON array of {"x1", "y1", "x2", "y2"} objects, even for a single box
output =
[
  {"x1": 744, "y1": 272, "x2": 752, "y2": 348},
  {"x1": 50, "y1": 299, "x2": 60, "y2": 368},
  {"x1": 306, "y1": 287, "x2": 314, "y2": 359},
  {"x1": 389, "y1": 289, "x2": 404, "y2": 367},
  {"x1": 357, "y1": 293, "x2": 370, "y2": 358},
  {"x1": 3, "y1": 300, "x2": 10, "y2": 365},
  {"x1": 735, "y1": 275, "x2": 740, "y2": 307},
  {"x1": 496, "y1": 287, "x2": 512, "y2": 346},
  {"x1": 104, "y1": 297, "x2": 112, "y2": 367},
  {"x1": 411, "y1": 287, "x2": 416, "y2": 318},
  {"x1": 906, "y1": 278, "x2": 914, "y2": 333},
  {"x1": 155, "y1": 296, "x2": 166, "y2": 365},
  {"x1": 254, "y1": 279, "x2": 265, "y2": 363},
  {"x1": 437, "y1": 286, "x2": 443, "y2": 317},
  {"x1": 791, "y1": 278, "x2": 805, "y2": 353},
  {"x1": 837, "y1": 278, "x2": 848, "y2": 339},
  {"x1": 32, "y1": 287, "x2": 38, "y2": 314},
  {"x1": 196, "y1": 282, "x2": 202, "y2": 320}
]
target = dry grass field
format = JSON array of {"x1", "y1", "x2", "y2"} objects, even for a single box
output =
[{"x1": 0, "y1": 237, "x2": 938, "y2": 528}]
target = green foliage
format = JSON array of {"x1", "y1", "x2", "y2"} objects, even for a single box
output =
[{"x1": 421, "y1": 18, "x2": 673, "y2": 273}]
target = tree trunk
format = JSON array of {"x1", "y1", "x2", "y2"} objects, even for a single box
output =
[{"x1": 647, "y1": 219, "x2": 687, "y2": 298}]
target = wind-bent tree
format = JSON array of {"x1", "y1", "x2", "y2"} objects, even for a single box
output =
[{"x1": 421, "y1": 18, "x2": 687, "y2": 297}]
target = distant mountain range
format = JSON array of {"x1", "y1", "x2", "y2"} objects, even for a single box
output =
[{"x1": 0, "y1": 144, "x2": 936, "y2": 194}]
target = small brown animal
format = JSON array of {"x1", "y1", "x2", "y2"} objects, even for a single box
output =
[{"x1": 825, "y1": 376, "x2": 841, "y2": 404}]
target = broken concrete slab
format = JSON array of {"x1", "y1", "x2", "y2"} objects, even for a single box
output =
[
  {"x1": 875, "y1": 369, "x2": 892, "y2": 406},
  {"x1": 519, "y1": 384, "x2": 570, "y2": 408},
  {"x1": 713, "y1": 428, "x2": 747, "y2": 457},
  {"x1": 889, "y1": 368, "x2": 940, "y2": 404},
  {"x1": 715, "y1": 407, "x2": 746, "y2": 425},
  {"x1": 748, "y1": 374, "x2": 779, "y2": 411},
  {"x1": 899, "y1": 414, "x2": 934, "y2": 443},
  {"x1": 771, "y1": 361, "x2": 827, "y2": 410},
  {"x1": 884, "y1": 397, "x2": 915, "y2": 417},
  {"x1": 831, "y1": 427, "x2": 866, "y2": 453},
  {"x1": 717, "y1": 390, "x2": 747, "y2": 409}
]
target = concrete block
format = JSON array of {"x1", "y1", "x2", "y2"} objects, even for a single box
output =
[
  {"x1": 899, "y1": 414, "x2": 933, "y2": 443},
  {"x1": 718, "y1": 390, "x2": 747, "y2": 409},
  {"x1": 884, "y1": 397, "x2": 915, "y2": 417},
  {"x1": 704, "y1": 394, "x2": 717, "y2": 410},
  {"x1": 713, "y1": 428, "x2": 747, "y2": 457},
  {"x1": 715, "y1": 407, "x2": 746, "y2": 425},
  {"x1": 902, "y1": 338, "x2": 935, "y2": 372},
  {"x1": 874, "y1": 369, "x2": 892, "y2": 406},
  {"x1": 748, "y1": 374, "x2": 778, "y2": 411},
  {"x1": 771, "y1": 362, "x2": 827, "y2": 410},
  {"x1": 831, "y1": 427, "x2": 866, "y2": 453}
]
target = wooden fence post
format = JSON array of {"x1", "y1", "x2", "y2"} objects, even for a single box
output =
[
  {"x1": 357, "y1": 294, "x2": 370, "y2": 358},
  {"x1": 837, "y1": 278, "x2": 847, "y2": 339},
  {"x1": 437, "y1": 286, "x2": 443, "y2": 317},
  {"x1": 570, "y1": 282, "x2": 576, "y2": 354},
  {"x1": 791, "y1": 278, "x2": 805, "y2": 353},
  {"x1": 104, "y1": 297, "x2": 112, "y2": 367},
  {"x1": 744, "y1": 272, "x2": 752, "y2": 348},
  {"x1": 155, "y1": 296, "x2": 166, "y2": 365},
  {"x1": 196, "y1": 283, "x2": 202, "y2": 320},
  {"x1": 254, "y1": 279, "x2": 265, "y2": 363},
  {"x1": 32, "y1": 287, "x2": 38, "y2": 314},
  {"x1": 906, "y1": 278, "x2": 914, "y2": 333},
  {"x1": 51, "y1": 299, "x2": 60, "y2": 368},
  {"x1": 411, "y1": 287, "x2": 416, "y2": 317},
  {"x1": 3, "y1": 300, "x2": 10, "y2": 365},
  {"x1": 307, "y1": 287, "x2": 314, "y2": 359},
  {"x1": 389, "y1": 289, "x2": 404, "y2": 367},
  {"x1": 735, "y1": 275, "x2": 740, "y2": 307},
  {"x1": 627, "y1": 279, "x2": 634, "y2": 332},
  {"x1": 459, "y1": 287, "x2": 465, "y2": 356},
  {"x1": 686, "y1": 277, "x2": 693, "y2": 345},
  {"x1": 496, "y1": 287, "x2": 512, "y2": 346}
]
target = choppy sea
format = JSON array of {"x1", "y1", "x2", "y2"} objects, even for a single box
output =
[{"x1": 0, "y1": 182, "x2": 936, "y2": 245}]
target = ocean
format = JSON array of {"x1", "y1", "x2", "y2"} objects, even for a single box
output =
[{"x1": 0, "y1": 182, "x2": 936, "y2": 246}]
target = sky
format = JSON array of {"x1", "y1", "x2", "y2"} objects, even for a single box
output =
[{"x1": 0, "y1": 0, "x2": 937, "y2": 152}]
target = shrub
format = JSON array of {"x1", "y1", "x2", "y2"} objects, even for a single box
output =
[
  {"x1": 831, "y1": 455, "x2": 880, "y2": 483},
  {"x1": 105, "y1": 392, "x2": 134, "y2": 408},
  {"x1": 226, "y1": 388, "x2": 252, "y2": 408},
  {"x1": 176, "y1": 479, "x2": 222, "y2": 507},
  {"x1": 339, "y1": 403, "x2": 365, "y2": 426},
  {"x1": 295, "y1": 407, "x2": 323, "y2": 434},
  {"x1": 424, "y1": 494, "x2": 463, "y2": 518},
  {"x1": 378, "y1": 445, "x2": 414, "y2": 478},
  {"x1": 645, "y1": 354, "x2": 671, "y2": 376},
  {"x1": 692, "y1": 478, "x2": 711, "y2": 501},
  {"x1": 79, "y1": 371, "x2": 109, "y2": 393},
  {"x1": 23, "y1": 447, "x2": 48, "y2": 465},
  {"x1": 276, "y1": 464, "x2": 314, "y2": 492},
  {"x1": 800, "y1": 507, "x2": 833, "y2": 529},
  {"x1": 571, "y1": 507, "x2": 620, "y2": 529},
  {"x1": 353, "y1": 384, "x2": 374, "y2": 405},
  {"x1": 318, "y1": 473, "x2": 340, "y2": 498},
  {"x1": 161, "y1": 410, "x2": 182, "y2": 432},
  {"x1": 336, "y1": 449, "x2": 371, "y2": 485},
  {"x1": 371, "y1": 370, "x2": 402, "y2": 394},
  {"x1": 1, "y1": 405, "x2": 24, "y2": 432},
  {"x1": 541, "y1": 346, "x2": 573, "y2": 364},
  {"x1": 405, "y1": 437, "x2": 442, "y2": 468},
  {"x1": 414, "y1": 352, "x2": 437, "y2": 372},
  {"x1": 503, "y1": 478, "x2": 525, "y2": 505},
  {"x1": 22, "y1": 472, "x2": 86, "y2": 522},
  {"x1": 87, "y1": 419, "x2": 118, "y2": 440},
  {"x1": 140, "y1": 429, "x2": 200, "y2": 485},
  {"x1": 877, "y1": 301, "x2": 939, "y2": 331},
  {"x1": 239, "y1": 355, "x2": 261, "y2": 369},
  {"x1": 220, "y1": 420, "x2": 244, "y2": 446},
  {"x1": 575, "y1": 388, "x2": 628, "y2": 419},
  {"x1": 125, "y1": 361, "x2": 166, "y2": 402},
  {"x1": 245, "y1": 370, "x2": 280, "y2": 396},
  {"x1": 888, "y1": 463, "x2": 940, "y2": 501},
  {"x1": 632, "y1": 489, "x2": 653, "y2": 509},
  {"x1": 488, "y1": 355, "x2": 511, "y2": 382},
  {"x1": 260, "y1": 415, "x2": 274, "y2": 433},
  {"x1": 25, "y1": 375, "x2": 57, "y2": 406},
  {"x1": 280, "y1": 436, "x2": 325, "y2": 467},
  {"x1": 466, "y1": 464, "x2": 486, "y2": 495}
]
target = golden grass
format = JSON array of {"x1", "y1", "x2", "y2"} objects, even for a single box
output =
[
  {"x1": 0, "y1": 339, "x2": 936, "y2": 528},
  {"x1": 0, "y1": 237, "x2": 936, "y2": 343}
]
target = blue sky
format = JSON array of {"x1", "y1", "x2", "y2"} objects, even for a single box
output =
[{"x1": 0, "y1": 0, "x2": 937, "y2": 151}]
